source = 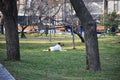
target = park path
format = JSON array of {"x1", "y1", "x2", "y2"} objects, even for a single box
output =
[{"x1": 0, "y1": 64, "x2": 15, "y2": 80}]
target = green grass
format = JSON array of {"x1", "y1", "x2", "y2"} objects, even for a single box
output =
[{"x1": 0, "y1": 34, "x2": 120, "y2": 80}]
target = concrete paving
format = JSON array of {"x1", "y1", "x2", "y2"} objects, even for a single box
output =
[{"x1": 0, "y1": 64, "x2": 15, "y2": 80}]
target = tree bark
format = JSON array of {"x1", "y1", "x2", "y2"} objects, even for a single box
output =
[
  {"x1": 0, "y1": 15, "x2": 4, "y2": 34},
  {"x1": 20, "y1": 25, "x2": 28, "y2": 38},
  {"x1": 0, "y1": 0, "x2": 20, "y2": 61},
  {"x1": 70, "y1": 0, "x2": 101, "y2": 71},
  {"x1": 0, "y1": 26, "x2": 4, "y2": 34}
]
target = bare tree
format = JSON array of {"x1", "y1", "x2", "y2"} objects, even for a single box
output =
[
  {"x1": 29, "y1": 0, "x2": 62, "y2": 33},
  {"x1": 18, "y1": 0, "x2": 30, "y2": 38},
  {"x1": 0, "y1": 0, "x2": 20, "y2": 61},
  {"x1": 70, "y1": 0, "x2": 101, "y2": 71}
]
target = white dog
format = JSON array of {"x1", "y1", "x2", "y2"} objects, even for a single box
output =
[{"x1": 43, "y1": 42, "x2": 66, "y2": 51}]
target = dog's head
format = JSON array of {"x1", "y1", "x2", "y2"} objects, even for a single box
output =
[{"x1": 58, "y1": 42, "x2": 64, "y2": 47}]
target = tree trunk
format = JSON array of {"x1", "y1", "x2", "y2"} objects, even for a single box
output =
[
  {"x1": 0, "y1": 0, "x2": 20, "y2": 61},
  {"x1": 0, "y1": 16, "x2": 4, "y2": 34},
  {"x1": 70, "y1": 0, "x2": 101, "y2": 71},
  {"x1": 21, "y1": 31, "x2": 26, "y2": 38},
  {"x1": 0, "y1": 25, "x2": 4, "y2": 34},
  {"x1": 21, "y1": 26, "x2": 28, "y2": 38}
]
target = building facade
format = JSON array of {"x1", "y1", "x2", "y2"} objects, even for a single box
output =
[{"x1": 107, "y1": 0, "x2": 120, "y2": 14}]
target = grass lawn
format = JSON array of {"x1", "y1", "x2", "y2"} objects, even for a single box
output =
[{"x1": 0, "y1": 34, "x2": 120, "y2": 80}]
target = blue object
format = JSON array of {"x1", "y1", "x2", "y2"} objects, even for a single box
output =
[
  {"x1": 79, "y1": 25, "x2": 83, "y2": 35},
  {"x1": 65, "y1": 25, "x2": 73, "y2": 35}
]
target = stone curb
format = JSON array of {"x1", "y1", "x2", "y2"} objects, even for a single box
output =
[{"x1": 0, "y1": 64, "x2": 15, "y2": 80}]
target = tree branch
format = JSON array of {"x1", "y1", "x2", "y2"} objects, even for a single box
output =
[{"x1": 70, "y1": 0, "x2": 94, "y2": 24}]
